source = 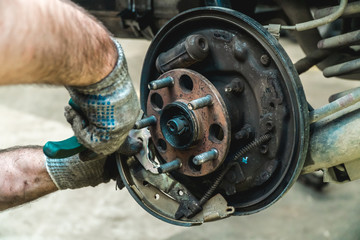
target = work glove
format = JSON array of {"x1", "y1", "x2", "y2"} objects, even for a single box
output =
[
  {"x1": 65, "y1": 38, "x2": 140, "y2": 156},
  {"x1": 45, "y1": 130, "x2": 143, "y2": 189}
]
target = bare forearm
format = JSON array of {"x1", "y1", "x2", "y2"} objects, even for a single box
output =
[
  {"x1": 0, "y1": 147, "x2": 57, "y2": 211},
  {"x1": 0, "y1": 0, "x2": 117, "y2": 86}
]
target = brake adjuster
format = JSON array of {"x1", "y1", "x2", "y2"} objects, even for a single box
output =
[{"x1": 117, "y1": 7, "x2": 309, "y2": 226}]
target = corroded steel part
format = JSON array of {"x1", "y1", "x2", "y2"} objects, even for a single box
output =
[
  {"x1": 158, "y1": 159, "x2": 182, "y2": 173},
  {"x1": 188, "y1": 95, "x2": 213, "y2": 110},
  {"x1": 148, "y1": 76, "x2": 174, "y2": 90},
  {"x1": 134, "y1": 115, "x2": 157, "y2": 129},
  {"x1": 156, "y1": 34, "x2": 210, "y2": 73},
  {"x1": 303, "y1": 102, "x2": 360, "y2": 174},
  {"x1": 122, "y1": 7, "x2": 310, "y2": 225},
  {"x1": 146, "y1": 69, "x2": 231, "y2": 177},
  {"x1": 193, "y1": 149, "x2": 219, "y2": 165}
]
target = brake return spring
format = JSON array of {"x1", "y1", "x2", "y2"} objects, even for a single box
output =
[{"x1": 199, "y1": 134, "x2": 272, "y2": 206}]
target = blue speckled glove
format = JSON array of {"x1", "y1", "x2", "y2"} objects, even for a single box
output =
[{"x1": 65, "y1": 38, "x2": 140, "y2": 156}]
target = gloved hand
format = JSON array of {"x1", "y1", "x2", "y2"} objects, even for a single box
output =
[
  {"x1": 45, "y1": 130, "x2": 143, "y2": 189},
  {"x1": 65, "y1": 38, "x2": 140, "y2": 156}
]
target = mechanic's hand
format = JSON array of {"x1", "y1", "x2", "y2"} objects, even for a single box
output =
[
  {"x1": 45, "y1": 130, "x2": 143, "y2": 190},
  {"x1": 65, "y1": 38, "x2": 140, "y2": 156}
]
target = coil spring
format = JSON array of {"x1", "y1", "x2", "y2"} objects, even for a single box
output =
[
  {"x1": 199, "y1": 134, "x2": 272, "y2": 206},
  {"x1": 316, "y1": 2, "x2": 360, "y2": 78}
]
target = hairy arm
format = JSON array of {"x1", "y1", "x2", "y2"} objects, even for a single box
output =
[
  {"x1": 0, "y1": 147, "x2": 57, "y2": 211},
  {"x1": 0, "y1": 0, "x2": 117, "y2": 86}
]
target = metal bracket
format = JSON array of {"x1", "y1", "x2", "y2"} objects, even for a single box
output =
[
  {"x1": 192, "y1": 194, "x2": 235, "y2": 222},
  {"x1": 265, "y1": 24, "x2": 281, "y2": 40},
  {"x1": 132, "y1": 128, "x2": 160, "y2": 174}
]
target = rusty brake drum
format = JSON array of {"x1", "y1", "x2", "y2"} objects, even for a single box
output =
[{"x1": 117, "y1": 7, "x2": 309, "y2": 226}]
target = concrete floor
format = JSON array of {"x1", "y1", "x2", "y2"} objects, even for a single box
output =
[{"x1": 0, "y1": 39, "x2": 359, "y2": 240}]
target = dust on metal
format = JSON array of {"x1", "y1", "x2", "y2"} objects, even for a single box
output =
[
  {"x1": 148, "y1": 76, "x2": 174, "y2": 90},
  {"x1": 134, "y1": 115, "x2": 157, "y2": 129},
  {"x1": 146, "y1": 69, "x2": 231, "y2": 177},
  {"x1": 158, "y1": 158, "x2": 182, "y2": 173},
  {"x1": 193, "y1": 149, "x2": 219, "y2": 165},
  {"x1": 188, "y1": 95, "x2": 213, "y2": 110}
]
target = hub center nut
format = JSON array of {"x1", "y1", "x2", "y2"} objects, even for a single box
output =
[
  {"x1": 167, "y1": 116, "x2": 189, "y2": 135},
  {"x1": 160, "y1": 101, "x2": 199, "y2": 149}
]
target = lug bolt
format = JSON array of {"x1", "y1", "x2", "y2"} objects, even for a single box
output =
[
  {"x1": 193, "y1": 149, "x2": 219, "y2": 165},
  {"x1": 148, "y1": 76, "x2": 174, "y2": 90},
  {"x1": 188, "y1": 95, "x2": 213, "y2": 110},
  {"x1": 134, "y1": 115, "x2": 157, "y2": 129},
  {"x1": 158, "y1": 159, "x2": 182, "y2": 173}
]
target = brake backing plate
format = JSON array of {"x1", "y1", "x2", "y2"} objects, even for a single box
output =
[{"x1": 117, "y1": 7, "x2": 309, "y2": 226}]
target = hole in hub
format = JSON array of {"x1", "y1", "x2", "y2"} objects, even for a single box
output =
[
  {"x1": 179, "y1": 75, "x2": 193, "y2": 93},
  {"x1": 209, "y1": 124, "x2": 224, "y2": 142},
  {"x1": 151, "y1": 93, "x2": 163, "y2": 110},
  {"x1": 188, "y1": 156, "x2": 202, "y2": 172},
  {"x1": 154, "y1": 193, "x2": 160, "y2": 200},
  {"x1": 157, "y1": 139, "x2": 167, "y2": 152},
  {"x1": 197, "y1": 37, "x2": 207, "y2": 50}
]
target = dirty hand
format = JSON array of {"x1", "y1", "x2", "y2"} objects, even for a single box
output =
[
  {"x1": 45, "y1": 130, "x2": 143, "y2": 189},
  {"x1": 65, "y1": 38, "x2": 140, "y2": 156}
]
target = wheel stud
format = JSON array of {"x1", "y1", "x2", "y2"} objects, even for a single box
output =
[
  {"x1": 193, "y1": 149, "x2": 218, "y2": 165},
  {"x1": 158, "y1": 159, "x2": 182, "y2": 173},
  {"x1": 188, "y1": 95, "x2": 213, "y2": 110},
  {"x1": 134, "y1": 115, "x2": 157, "y2": 129},
  {"x1": 148, "y1": 76, "x2": 174, "y2": 90}
]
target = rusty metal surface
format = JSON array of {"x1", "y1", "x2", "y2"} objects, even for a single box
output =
[
  {"x1": 318, "y1": 30, "x2": 360, "y2": 49},
  {"x1": 133, "y1": 165, "x2": 202, "y2": 219},
  {"x1": 139, "y1": 7, "x2": 309, "y2": 219},
  {"x1": 156, "y1": 34, "x2": 209, "y2": 73},
  {"x1": 303, "y1": 102, "x2": 360, "y2": 174},
  {"x1": 118, "y1": 7, "x2": 310, "y2": 225},
  {"x1": 323, "y1": 58, "x2": 360, "y2": 78},
  {"x1": 314, "y1": 1, "x2": 360, "y2": 19},
  {"x1": 146, "y1": 69, "x2": 231, "y2": 177},
  {"x1": 192, "y1": 194, "x2": 235, "y2": 222},
  {"x1": 309, "y1": 87, "x2": 360, "y2": 123}
]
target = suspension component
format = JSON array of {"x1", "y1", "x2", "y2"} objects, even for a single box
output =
[{"x1": 323, "y1": 58, "x2": 360, "y2": 78}]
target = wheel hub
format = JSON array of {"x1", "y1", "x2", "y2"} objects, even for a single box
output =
[{"x1": 147, "y1": 69, "x2": 231, "y2": 176}]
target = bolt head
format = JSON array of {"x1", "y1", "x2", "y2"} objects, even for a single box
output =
[{"x1": 260, "y1": 54, "x2": 270, "y2": 66}]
